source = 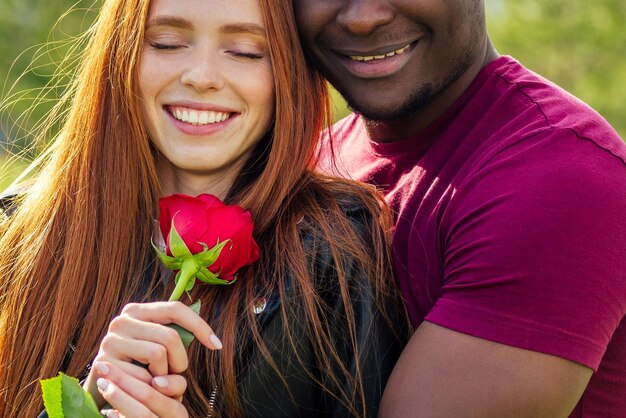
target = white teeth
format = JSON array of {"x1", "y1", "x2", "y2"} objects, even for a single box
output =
[
  {"x1": 170, "y1": 107, "x2": 231, "y2": 125},
  {"x1": 349, "y1": 44, "x2": 412, "y2": 62}
]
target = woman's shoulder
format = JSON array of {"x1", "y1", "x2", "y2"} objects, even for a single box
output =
[
  {"x1": 298, "y1": 178, "x2": 391, "y2": 276},
  {"x1": 312, "y1": 176, "x2": 388, "y2": 227}
]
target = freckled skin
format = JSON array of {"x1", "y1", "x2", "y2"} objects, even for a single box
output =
[{"x1": 139, "y1": 0, "x2": 275, "y2": 195}]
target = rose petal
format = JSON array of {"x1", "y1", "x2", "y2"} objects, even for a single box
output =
[{"x1": 158, "y1": 194, "x2": 259, "y2": 280}]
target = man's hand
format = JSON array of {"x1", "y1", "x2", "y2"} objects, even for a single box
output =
[{"x1": 379, "y1": 322, "x2": 592, "y2": 417}]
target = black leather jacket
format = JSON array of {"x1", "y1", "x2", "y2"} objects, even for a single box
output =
[
  {"x1": 1, "y1": 192, "x2": 408, "y2": 418},
  {"x1": 230, "y1": 198, "x2": 408, "y2": 417}
]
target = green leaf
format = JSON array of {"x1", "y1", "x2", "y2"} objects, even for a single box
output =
[
  {"x1": 168, "y1": 217, "x2": 193, "y2": 259},
  {"x1": 41, "y1": 373, "x2": 102, "y2": 418},
  {"x1": 41, "y1": 377, "x2": 63, "y2": 417},
  {"x1": 194, "y1": 239, "x2": 229, "y2": 267},
  {"x1": 189, "y1": 299, "x2": 201, "y2": 314},
  {"x1": 167, "y1": 300, "x2": 201, "y2": 348}
]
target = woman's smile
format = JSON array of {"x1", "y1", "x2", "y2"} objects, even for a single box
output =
[{"x1": 138, "y1": 0, "x2": 275, "y2": 195}]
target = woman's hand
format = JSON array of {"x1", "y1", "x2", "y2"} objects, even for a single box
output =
[
  {"x1": 83, "y1": 301, "x2": 222, "y2": 410},
  {"x1": 95, "y1": 361, "x2": 188, "y2": 418}
]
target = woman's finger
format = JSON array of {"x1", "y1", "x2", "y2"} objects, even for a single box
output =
[
  {"x1": 94, "y1": 359, "x2": 153, "y2": 385},
  {"x1": 97, "y1": 361, "x2": 188, "y2": 418},
  {"x1": 98, "y1": 379, "x2": 158, "y2": 418},
  {"x1": 121, "y1": 301, "x2": 222, "y2": 350},
  {"x1": 114, "y1": 359, "x2": 154, "y2": 384},
  {"x1": 100, "y1": 332, "x2": 171, "y2": 377},
  {"x1": 107, "y1": 312, "x2": 189, "y2": 373},
  {"x1": 151, "y1": 374, "x2": 188, "y2": 399}
]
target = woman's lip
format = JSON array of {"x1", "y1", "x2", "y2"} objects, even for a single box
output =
[
  {"x1": 338, "y1": 41, "x2": 419, "y2": 79},
  {"x1": 165, "y1": 107, "x2": 238, "y2": 136},
  {"x1": 165, "y1": 101, "x2": 236, "y2": 113}
]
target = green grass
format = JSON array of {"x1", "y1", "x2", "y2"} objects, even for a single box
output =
[{"x1": 0, "y1": 153, "x2": 29, "y2": 193}]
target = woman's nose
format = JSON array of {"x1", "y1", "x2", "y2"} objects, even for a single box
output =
[{"x1": 180, "y1": 55, "x2": 225, "y2": 92}]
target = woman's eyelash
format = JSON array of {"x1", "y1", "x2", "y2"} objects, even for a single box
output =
[
  {"x1": 150, "y1": 43, "x2": 181, "y2": 50},
  {"x1": 230, "y1": 51, "x2": 263, "y2": 60},
  {"x1": 148, "y1": 43, "x2": 261, "y2": 58}
]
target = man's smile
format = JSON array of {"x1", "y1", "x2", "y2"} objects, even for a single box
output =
[
  {"x1": 334, "y1": 41, "x2": 419, "y2": 79},
  {"x1": 347, "y1": 42, "x2": 415, "y2": 62}
]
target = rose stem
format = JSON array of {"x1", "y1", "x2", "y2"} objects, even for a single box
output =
[{"x1": 169, "y1": 257, "x2": 201, "y2": 301}]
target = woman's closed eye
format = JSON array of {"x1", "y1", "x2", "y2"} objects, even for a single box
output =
[
  {"x1": 150, "y1": 42, "x2": 185, "y2": 50},
  {"x1": 145, "y1": 31, "x2": 188, "y2": 51},
  {"x1": 228, "y1": 50, "x2": 264, "y2": 60}
]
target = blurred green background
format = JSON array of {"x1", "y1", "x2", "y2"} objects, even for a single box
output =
[{"x1": 2, "y1": 0, "x2": 626, "y2": 190}]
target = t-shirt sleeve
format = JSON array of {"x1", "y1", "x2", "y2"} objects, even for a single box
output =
[{"x1": 426, "y1": 129, "x2": 626, "y2": 371}]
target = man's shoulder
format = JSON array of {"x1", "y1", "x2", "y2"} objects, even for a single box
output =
[{"x1": 492, "y1": 57, "x2": 624, "y2": 156}]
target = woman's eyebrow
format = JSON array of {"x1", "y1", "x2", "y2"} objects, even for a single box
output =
[
  {"x1": 220, "y1": 23, "x2": 266, "y2": 36},
  {"x1": 146, "y1": 16, "x2": 192, "y2": 29}
]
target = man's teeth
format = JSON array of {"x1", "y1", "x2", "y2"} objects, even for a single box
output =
[
  {"x1": 171, "y1": 108, "x2": 230, "y2": 125},
  {"x1": 349, "y1": 44, "x2": 411, "y2": 62}
]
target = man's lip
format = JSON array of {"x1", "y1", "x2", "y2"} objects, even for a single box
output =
[{"x1": 335, "y1": 41, "x2": 419, "y2": 79}]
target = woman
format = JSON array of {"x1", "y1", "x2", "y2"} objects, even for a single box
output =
[{"x1": 0, "y1": 0, "x2": 408, "y2": 416}]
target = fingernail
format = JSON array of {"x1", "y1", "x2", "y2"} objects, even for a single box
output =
[
  {"x1": 94, "y1": 362, "x2": 109, "y2": 376},
  {"x1": 97, "y1": 378, "x2": 109, "y2": 392},
  {"x1": 154, "y1": 376, "x2": 169, "y2": 389},
  {"x1": 107, "y1": 411, "x2": 119, "y2": 418},
  {"x1": 210, "y1": 334, "x2": 223, "y2": 350}
]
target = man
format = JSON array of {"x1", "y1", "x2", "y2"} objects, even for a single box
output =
[{"x1": 293, "y1": 1, "x2": 626, "y2": 417}]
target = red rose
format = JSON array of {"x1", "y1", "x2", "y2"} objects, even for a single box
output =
[{"x1": 159, "y1": 194, "x2": 260, "y2": 281}]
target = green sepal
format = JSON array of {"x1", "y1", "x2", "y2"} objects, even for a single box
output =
[
  {"x1": 152, "y1": 241, "x2": 182, "y2": 270},
  {"x1": 41, "y1": 373, "x2": 102, "y2": 418},
  {"x1": 167, "y1": 300, "x2": 201, "y2": 348},
  {"x1": 194, "y1": 240, "x2": 230, "y2": 267},
  {"x1": 195, "y1": 266, "x2": 219, "y2": 283},
  {"x1": 196, "y1": 268, "x2": 237, "y2": 285},
  {"x1": 168, "y1": 218, "x2": 193, "y2": 259}
]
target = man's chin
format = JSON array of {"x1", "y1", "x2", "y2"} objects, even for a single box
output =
[{"x1": 345, "y1": 86, "x2": 434, "y2": 123}]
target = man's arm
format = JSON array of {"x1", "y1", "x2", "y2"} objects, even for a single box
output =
[{"x1": 379, "y1": 322, "x2": 592, "y2": 417}]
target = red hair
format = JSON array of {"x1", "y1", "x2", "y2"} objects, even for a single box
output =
[{"x1": 0, "y1": 0, "x2": 403, "y2": 416}]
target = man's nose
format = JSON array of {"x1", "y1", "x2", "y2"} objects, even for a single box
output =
[
  {"x1": 180, "y1": 55, "x2": 225, "y2": 92},
  {"x1": 337, "y1": 0, "x2": 395, "y2": 37}
]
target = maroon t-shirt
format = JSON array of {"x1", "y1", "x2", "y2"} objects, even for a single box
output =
[{"x1": 319, "y1": 56, "x2": 626, "y2": 416}]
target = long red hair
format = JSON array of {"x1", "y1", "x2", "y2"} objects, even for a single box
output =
[{"x1": 0, "y1": 0, "x2": 403, "y2": 416}]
